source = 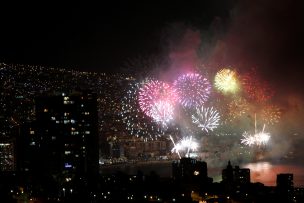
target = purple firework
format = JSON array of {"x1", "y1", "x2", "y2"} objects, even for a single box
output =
[{"x1": 173, "y1": 73, "x2": 211, "y2": 108}]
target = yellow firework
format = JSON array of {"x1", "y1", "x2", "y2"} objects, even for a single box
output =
[
  {"x1": 214, "y1": 68, "x2": 239, "y2": 94},
  {"x1": 261, "y1": 105, "x2": 281, "y2": 125}
]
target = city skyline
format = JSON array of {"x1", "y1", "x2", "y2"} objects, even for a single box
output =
[{"x1": 0, "y1": 1, "x2": 304, "y2": 201}]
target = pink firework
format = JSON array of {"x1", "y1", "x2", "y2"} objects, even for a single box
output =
[
  {"x1": 138, "y1": 79, "x2": 176, "y2": 122},
  {"x1": 241, "y1": 68, "x2": 274, "y2": 103},
  {"x1": 173, "y1": 73, "x2": 211, "y2": 108}
]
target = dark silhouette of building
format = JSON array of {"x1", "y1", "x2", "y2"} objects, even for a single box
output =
[
  {"x1": 222, "y1": 160, "x2": 250, "y2": 185},
  {"x1": 276, "y1": 173, "x2": 294, "y2": 202},
  {"x1": 222, "y1": 160, "x2": 250, "y2": 200},
  {"x1": 26, "y1": 91, "x2": 99, "y2": 198},
  {"x1": 172, "y1": 157, "x2": 213, "y2": 188}
]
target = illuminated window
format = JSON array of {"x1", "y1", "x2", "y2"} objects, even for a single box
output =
[
  {"x1": 51, "y1": 117, "x2": 56, "y2": 120},
  {"x1": 194, "y1": 171, "x2": 200, "y2": 176},
  {"x1": 85, "y1": 131, "x2": 90, "y2": 134},
  {"x1": 84, "y1": 112, "x2": 90, "y2": 115},
  {"x1": 64, "y1": 120, "x2": 70, "y2": 124},
  {"x1": 64, "y1": 97, "x2": 69, "y2": 101},
  {"x1": 71, "y1": 119, "x2": 75, "y2": 124},
  {"x1": 65, "y1": 151, "x2": 71, "y2": 155},
  {"x1": 44, "y1": 108, "x2": 48, "y2": 112},
  {"x1": 29, "y1": 130, "x2": 35, "y2": 135},
  {"x1": 64, "y1": 163, "x2": 72, "y2": 168}
]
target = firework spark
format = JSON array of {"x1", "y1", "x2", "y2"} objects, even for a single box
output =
[
  {"x1": 192, "y1": 106, "x2": 220, "y2": 132},
  {"x1": 227, "y1": 98, "x2": 250, "y2": 121},
  {"x1": 241, "y1": 125, "x2": 271, "y2": 147},
  {"x1": 171, "y1": 136, "x2": 199, "y2": 158},
  {"x1": 260, "y1": 105, "x2": 281, "y2": 125},
  {"x1": 121, "y1": 81, "x2": 165, "y2": 140},
  {"x1": 173, "y1": 73, "x2": 211, "y2": 108},
  {"x1": 150, "y1": 100, "x2": 174, "y2": 126},
  {"x1": 214, "y1": 68, "x2": 239, "y2": 94},
  {"x1": 138, "y1": 79, "x2": 176, "y2": 121},
  {"x1": 241, "y1": 68, "x2": 274, "y2": 103}
]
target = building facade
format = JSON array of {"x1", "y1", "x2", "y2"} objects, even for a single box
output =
[{"x1": 29, "y1": 91, "x2": 99, "y2": 196}]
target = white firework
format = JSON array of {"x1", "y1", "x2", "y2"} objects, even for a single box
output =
[
  {"x1": 241, "y1": 132, "x2": 256, "y2": 146},
  {"x1": 171, "y1": 136, "x2": 199, "y2": 158},
  {"x1": 150, "y1": 100, "x2": 174, "y2": 126},
  {"x1": 192, "y1": 106, "x2": 220, "y2": 132},
  {"x1": 241, "y1": 125, "x2": 271, "y2": 147}
]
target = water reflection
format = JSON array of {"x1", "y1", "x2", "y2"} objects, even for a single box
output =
[{"x1": 242, "y1": 162, "x2": 304, "y2": 187}]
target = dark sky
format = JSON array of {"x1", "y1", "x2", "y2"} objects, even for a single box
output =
[
  {"x1": 0, "y1": 1, "x2": 233, "y2": 71},
  {"x1": 0, "y1": 0, "x2": 303, "y2": 85}
]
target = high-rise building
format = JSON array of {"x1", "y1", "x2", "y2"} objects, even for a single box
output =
[
  {"x1": 222, "y1": 161, "x2": 250, "y2": 197},
  {"x1": 222, "y1": 161, "x2": 250, "y2": 185},
  {"x1": 0, "y1": 139, "x2": 15, "y2": 172},
  {"x1": 29, "y1": 91, "x2": 99, "y2": 196},
  {"x1": 276, "y1": 173, "x2": 294, "y2": 202}
]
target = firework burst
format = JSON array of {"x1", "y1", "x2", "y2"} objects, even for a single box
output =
[
  {"x1": 121, "y1": 81, "x2": 165, "y2": 140},
  {"x1": 192, "y1": 106, "x2": 220, "y2": 132},
  {"x1": 173, "y1": 73, "x2": 211, "y2": 108},
  {"x1": 138, "y1": 79, "x2": 176, "y2": 123},
  {"x1": 227, "y1": 98, "x2": 250, "y2": 121},
  {"x1": 150, "y1": 100, "x2": 174, "y2": 127},
  {"x1": 214, "y1": 68, "x2": 239, "y2": 94},
  {"x1": 171, "y1": 136, "x2": 199, "y2": 158},
  {"x1": 260, "y1": 105, "x2": 281, "y2": 125},
  {"x1": 241, "y1": 125, "x2": 271, "y2": 147},
  {"x1": 241, "y1": 69, "x2": 274, "y2": 103}
]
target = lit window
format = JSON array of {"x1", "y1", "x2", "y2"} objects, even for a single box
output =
[
  {"x1": 51, "y1": 117, "x2": 56, "y2": 120},
  {"x1": 51, "y1": 136, "x2": 56, "y2": 140},
  {"x1": 64, "y1": 97, "x2": 69, "y2": 101},
  {"x1": 194, "y1": 171, "x2": 200, "y2": 176},
  {"x1": 85, "y1": 131, "x2": 90, "y2": 134},
  {"x1": 84, "y1": 112, "x2": 90, "y2": 115},
  {"x1": 64, "y1": 120, "x2": 70, "y2": 124},
  {"x1": 64, "y1": 163, "x2": 72, "y2": 168},
  {"x1": 65, "y1": 151, "x2": 71, "y2": 155},
  {"x1": 71, "y1": 119, "x2": 75, "y2": 124},
  {"x1": 30, "y1": 130, "x2": 35, "y2": 134},
  {"x1": 44, "y1": 108, "x2": 48, "y2": 112}
]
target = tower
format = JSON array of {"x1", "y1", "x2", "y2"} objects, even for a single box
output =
[{"x1": 30, "y1": 91, "x2": 99, "y2": 196}]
